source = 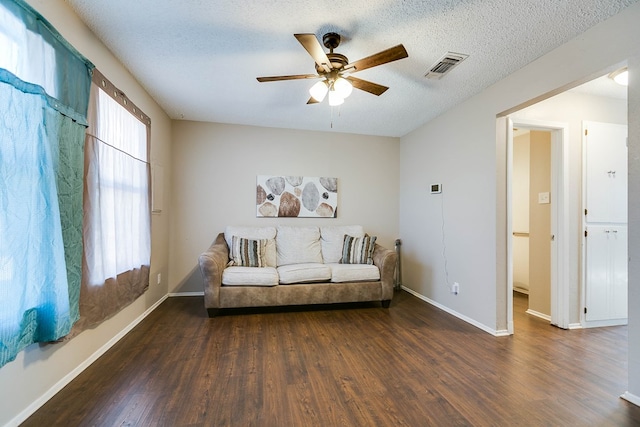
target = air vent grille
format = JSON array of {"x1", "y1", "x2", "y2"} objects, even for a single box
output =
[{"x1": 425, "y1": 52, "x2": 468, "y2": 79}]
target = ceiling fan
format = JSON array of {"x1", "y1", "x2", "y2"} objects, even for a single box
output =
[{"x1": 256, "y1": 32, "x2": 408, "y2": 106}]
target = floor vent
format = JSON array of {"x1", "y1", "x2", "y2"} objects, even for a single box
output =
[{"x1": 425, "y1": 52, "x2": 468, "y2": 79}]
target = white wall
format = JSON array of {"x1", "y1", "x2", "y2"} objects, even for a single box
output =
[
  {"x1": 512, "y1": 91, "x2": 626, "y2": 324},
  {"x1": 399, "y1": 3, "x2": 640, "y2": 334},
  {"x1": 0, "y1": 1, "x2": 173, "y2": 426},
  {"x1": 169, "y1": 121, "x2": 400, "y2": 293}
]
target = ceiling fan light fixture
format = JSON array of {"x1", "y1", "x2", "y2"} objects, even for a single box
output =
[
  {"x1": 309, "y1": 80, "x2": 329, "y2": 102},
  {"x1": 333, "y1": 77, "x2": 353, "y2": 98},
  {"x1": 328, "y1": 90, "x2": 344, "y2": 106}
]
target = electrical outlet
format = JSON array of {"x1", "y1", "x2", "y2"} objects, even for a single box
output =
[
  {"x1": 452, "y1": 282, "x2": 459, "y2": 295},
  {"x1": 157, "y1": 273, "x2": 162, "y2": 285}
]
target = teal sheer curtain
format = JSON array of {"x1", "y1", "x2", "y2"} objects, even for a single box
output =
[{"x1": 0, "y1": 0, "x2": 92, "y2": 367}]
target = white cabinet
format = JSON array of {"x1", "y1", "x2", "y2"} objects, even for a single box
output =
[
  {"x1": 584, "y1": 121, "x2": 627, "y2": 223},
  {"x1": 583, "y1": 121, "x2": 628, "y2": 326},
  {"x1": 585, "y1": 225, "x2": 627, "y2": 322}
]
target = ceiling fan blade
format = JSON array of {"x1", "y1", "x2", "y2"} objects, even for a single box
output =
[
  {"x1": 306, "y1": 97, "x2": 320, "y2": 104},
  {"x1": 346, "y1": 44, "x2": 408, "y2": 73},
  {"x1": 345, "y1": 76, "x2": 389, "y2": 96},
  {"x1": 257, "y1": 74, "x2": 318, "y2": 82},
  {"x1": 294, "y1": 33, "x2": 332, "y2": 73}
]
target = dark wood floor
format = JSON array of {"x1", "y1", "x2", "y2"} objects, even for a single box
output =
[{"x1": 23, "y1": 291, "x2": 640, "y2": 426}]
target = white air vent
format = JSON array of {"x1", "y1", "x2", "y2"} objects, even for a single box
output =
[{"x1": 425, "y1": 52, "x2": 468, "y2": 79}]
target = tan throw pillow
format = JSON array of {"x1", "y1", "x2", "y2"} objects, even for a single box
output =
[
  {"x1": 340, "y1": 234, "x2": 376, "y2": 265},
  {"x1": 231, "y1": 236, "x2": 267, "y2": 267}
]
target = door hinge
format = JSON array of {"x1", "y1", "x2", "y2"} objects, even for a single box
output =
[
  {"x1": 585, "y1": 129, "x2": 588, "y2": 136},
  {"x1": 585, "y1": 208, "x2": 588, "y2": 216},
  {"x1": 584, "y1": 307, "x2": 588, "y2": 314},
  {"x1": 585, "y1": 230, "x2": 588, "y2": 237}
]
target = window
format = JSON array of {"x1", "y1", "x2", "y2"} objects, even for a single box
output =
[
  {"x1": 76, "y1": 70, "x2": 151, "y2": 330},
  {"x1": 0, "y1": 0, "x2": 92, "y2": 367},
  {"x1": 0, "y1": 2, "x2": 57, "y2": 97}
]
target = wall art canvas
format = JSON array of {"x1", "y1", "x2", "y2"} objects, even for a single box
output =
[{"x1": 256, "y1": 175, "x2": 338, "y2": 218}]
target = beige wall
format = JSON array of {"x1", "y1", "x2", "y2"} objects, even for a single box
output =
[
  {"x1": 0, "y1": 1, "x2": 173, "y2": 426},
  {"x1": 512, "y1": 133, "x2": 530, "y2": 292},
  {"x1": 528, "y1": 131, "x2": 552, "y2": 316},
  {"x1": 169, "y1": 121, "x2": 400, "y2": 293}
]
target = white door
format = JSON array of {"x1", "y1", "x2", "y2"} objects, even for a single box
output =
[{"x1": 583, "y1": 121, "x2": 628, "y2": 326}]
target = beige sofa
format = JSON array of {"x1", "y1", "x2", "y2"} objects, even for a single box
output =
[{"x1": 199, "y1": 225, "x2": 397, "y2": 317}]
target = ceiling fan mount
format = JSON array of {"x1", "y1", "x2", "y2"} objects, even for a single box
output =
[
  {"x1": 256, "y1": 32, "x2": 408, "y2": 105},
  {"x1": 322, "y1": 32, "x2": 342, "y2": 51}
]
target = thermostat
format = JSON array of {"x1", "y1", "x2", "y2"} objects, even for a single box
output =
[{"x1": 431, "y1": 183, "x2": 442, "y2": 194}]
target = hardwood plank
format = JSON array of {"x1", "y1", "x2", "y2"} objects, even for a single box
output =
[{"x1": 22, "y1": 292, "x2": 640, "y2": 426}]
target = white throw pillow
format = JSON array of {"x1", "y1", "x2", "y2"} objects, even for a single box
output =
[
  {"x1": 224, "y1": 226, "x2": 277, "y2": 267},
  {"x1": 276, "y1": 225, "x2": 322, "y2": 266},
  {"x1": 320, "y1": 225, "x2": 364, "y2": 264}
]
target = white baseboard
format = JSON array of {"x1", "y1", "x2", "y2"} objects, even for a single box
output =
[
  {"x1": 583, "y1": 318, "x2": 628, "y2": 328},
  {"x1": 8, "y1": 294, "x2": 169, "y2": 427},
  {"x1": 621, "y1": 391, "x2": 640, "y2": 407},
  {"x1": 568, "y1": 323, "x2": 583, "y2": 330},
  {"x1": 168, "y1": 291, "x2": 204, "y2": 297},
  {"x1": 400, "y1": 286, "x2": 504, "y2": 336},
  {"x1": 526, "y1": 309, "x2": 552, "y2": 321}
]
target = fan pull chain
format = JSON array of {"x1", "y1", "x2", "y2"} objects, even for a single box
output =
[
  {"x1": 329, "y1": 105, "x2": 342, "y2": 129},
  {"x1": 330, "y1": 106, "x2": 333, "y2": 128}
]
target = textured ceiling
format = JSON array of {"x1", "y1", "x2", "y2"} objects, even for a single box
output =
[{"x1": 66, "y1": 0, "x2": 637, "y2": 137}]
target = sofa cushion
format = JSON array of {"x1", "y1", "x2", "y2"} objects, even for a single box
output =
[
  {"x1": 320, "y1": 225, "x2": 365, "y2": 264},
  {"x1": 341, "y1": 234, "x2": 377, "y2": 265},
  {"x1": 276, "y1": 225, "x2": 323, "y2": 266},
  {"x1": 225, "y1": 226, "x2": 277, "y2": 267},
  {"x1": 277, "y1": 263, "x2": 332, "y2": 284},
  {"x1": 328, "y1": 263, "x2": 380, "y2": 283},
  {"x1": 222, "y1": 266, "x2": 279, "y2": 286},
  {"x1": 231, "y1": 236, "x2": 267, "y2": 267}
]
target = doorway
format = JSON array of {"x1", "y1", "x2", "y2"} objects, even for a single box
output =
[
  {"x1": 507, "y1": 119, "x2": 570, "y2": 334},
  {"x1": 503, "y1": 72, "x2": 628, "y2": 335},
  {"x1": 512, "y1": 128, "x2": 553, "y2": 322}
]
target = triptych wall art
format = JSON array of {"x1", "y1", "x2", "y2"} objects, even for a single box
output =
[{"x1": 256, "y1": 175, "x2": 338, "y2": 218}]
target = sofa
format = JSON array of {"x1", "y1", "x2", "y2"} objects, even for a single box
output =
[{"x1": 199, "y1": 225, "x2": 397, "y2": 317}]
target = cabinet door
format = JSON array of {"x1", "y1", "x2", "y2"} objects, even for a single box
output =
[
  {"x1": 585, "y1": 225, "x2": 611, "y2": 322},
  {"x1": 585, "y1": 225, "x2": 628, "y2": 322},
  {"x1": 609, "y1": 226, "x2": 628, "y2": 319},
  {"x1": 584, "y1": 122, "x2": 628, "y2": 223}
]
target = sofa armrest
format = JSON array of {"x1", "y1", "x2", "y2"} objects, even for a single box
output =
[
  {"x1": 198, "y1": 233, "x2": 229, "y2": 311},
  {"x1": 372, "y1": 243, "x2": 397, "y2": 301}
]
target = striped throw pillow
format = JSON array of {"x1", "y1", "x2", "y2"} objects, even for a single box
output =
[
  {"x1": 340, "y1": 234, "x2": 376, "y2": 265},
  {"x1": 231, "y1": 236, "x2": 267, "y2": 267}
]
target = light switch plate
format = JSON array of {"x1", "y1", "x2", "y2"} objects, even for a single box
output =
[{"x1": 538, "y1": 192, "x2": 550, "y2": 204}]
